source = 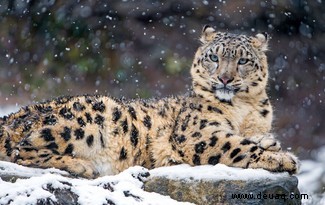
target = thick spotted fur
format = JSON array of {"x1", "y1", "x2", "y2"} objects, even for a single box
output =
[{"x1": 0, "y1": 26, "x2": 299, "y2": 178}]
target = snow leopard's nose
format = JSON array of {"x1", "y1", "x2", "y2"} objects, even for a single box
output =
[{"x1": 218, "y1": 76, "x2": 234, "y2": 85}]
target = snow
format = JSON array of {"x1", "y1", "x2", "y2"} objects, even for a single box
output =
[
  {"x1": 0, "y1": 161, "x2": 69, "y2": 178},
  {"x1": 150, "y1": 164, "x2": 289, "y2": 181},
  {"x1": 0, "y1": 106, "x2": 324, "y2": 204},
  {"x1": 296, "y1": 147, "x2": 325, "y2": 205},
  {"x1": 0, "y1": 165, "x2": 193, "y2": 205}
]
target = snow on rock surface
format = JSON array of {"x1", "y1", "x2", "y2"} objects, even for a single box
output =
[
  {"x1": 147, "y1": 164, "x2": 300, "y2": 205},
  {"x1": 0, "y1": 164, "x2": 193, "y2": 205},
  {"x1": 0, "y1": 161, "x2": 301, "y2": 205},
  {"x1": 149, "y1": 163, "x2": 289, "y2": 180},
  {"x1": 0, "y1": 161, "x2": 69, "y2": 178}
]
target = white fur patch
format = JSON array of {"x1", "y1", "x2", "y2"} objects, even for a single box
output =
[
  {"x1": 215, "y1": 90, "x2": 234, "y2": 101},
  {"x1": 94, "y1": 157, "x2": 116, "y2": 176}
]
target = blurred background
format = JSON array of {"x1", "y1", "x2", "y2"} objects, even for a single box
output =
[{"x1": 0, "y1": 0, "x2": 324, "y2": 199}]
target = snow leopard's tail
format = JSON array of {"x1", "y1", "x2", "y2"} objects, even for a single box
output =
[
  {"x1": 0, "y1": 106, "x2": 35, "y2": 161},
  {"x1": 0, "y1": 116, "x2": 14, "y2": 161},
  {"x1": 0, "y1": 97, "x2": 76, "y2": 161}
]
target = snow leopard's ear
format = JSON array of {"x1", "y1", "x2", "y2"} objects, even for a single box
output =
[
  {"x1": 251, "y1": 32, "x2": 269, "y2": 52},
  {"x1": 200, "y1": 25, "x2": 217, "y2": 44}
]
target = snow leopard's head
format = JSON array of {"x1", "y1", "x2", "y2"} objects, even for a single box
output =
[{"x1": 191, "y1": 26, "x2": 269, "y2": 103}]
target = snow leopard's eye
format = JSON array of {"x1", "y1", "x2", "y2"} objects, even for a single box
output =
[
  {"x1": 209, "y1": 54, "x2": 219, "y2": 63},
  {"x1": 238, "y1": 58, "x2": 248, "y2": 65}
]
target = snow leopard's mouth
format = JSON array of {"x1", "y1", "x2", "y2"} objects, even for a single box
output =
[{"x1": 212, "y1": 84, "x2": 239, "y2": 101}]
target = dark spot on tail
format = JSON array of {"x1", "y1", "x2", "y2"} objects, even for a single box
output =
[
  {"x1": 208, "y1": 154, "x2": 221, "y2": 165},
  {"x1": 230, "y1": 148, "x2": 241, "y2": 158},
  {"x1": 85, "y1": 96, "x2": 93, "y2": 104},
  {"x1": 41, "y1": 128, "x2": 55, "y2": 141},
  {"x1": 240, "y1": 139, "x2": 252, "y2": 145},
  {"x1": 121, "y1": 119, "x2": 128, "y2": 133},
  {"x1": 4, "y1": 137, "x2": 12, "y2": 156},
  {"x1": 64, "y1": 144, "x2": 74, "y2": 155},
  {"x1": 94, "y1": 114, "x2": 105, "y2": 127},
  {"x1": 60, "y1": 127, "x2": 71, "y2": 141},
  {"x1": 128, "y1": 106, "x2": 137, "y2": 120},
  {"x1": 119, "y1": 147, "x2": 127, "y2": 160},
  {"x1": 191, "y1": 132, "x2": 202, "y2": 138},
  {"x1": 73, "y1": 102, "x2": 85, "y2": 111},
  {"x1": 86, "y1": 135, "x2": 94, "y2": 147},
  {"x1": 178, "y1": 150, "x2": 185, "y2": 157},
  {"x1": 200, "y1": 119, "x2": 208, "y2": 129},
  {"x1": 175, "y1": 134, "x2": 186, "y2": 144},
  {"x1": 222, "y1": 142, "x2": 231, "y2": 153},
  {"x1": 34, "y1": 105, "x2": 53, "y2": 114},
  {"x1": 181, "y1": 114, "x2": 190, "y2": 131},
  {"x1": 99, "y1": 131, "x2": 105, "y2": 148},
  {"x1": 130, "y1": 124, "x2": 139, "y2": 147},
  {"x1": 195, "y1": 141, "x2": 207, "y2": 154},
  {"x1": 59, "y1": 107, "x2": 74, "y2": 120},
  {"x1": 193, "y1": 154, "x2": 201, "y2": 165},
  {"x1": 85, "y1": 113, "x2": 93, "y2": 123},
  {"x1": 251, "y1": 153, "x2": 258, "y2": 159},
  {"x1": 143, "y1": 115, "x2": 152, "y2": 129},
  {"x1": 233, "y1": 154, "x2": 246, "y2": 163},
  {"x1": 112, "y1": 107, "x2": 122, "y2": 123},
  {"x1": 77, "y1": 117, "x2": 86, "y2": 127},
  {"x1": 209, "y1": 136, "x2": 218, "y2": 146},
  {"x1": 92, "y1": 101, "x2": 106, "y2": 113},
  {"x1": 46, "y1": 142, "x2": 58, "y2": 150},
  {"x1": 74, "y1": 128, "x2": 85, "y2": 140},
  {"x1": 250, "y1": 146, "x2": 258, "y2": 152},
  {"x1": 43, "y1": 115, "x2": 57, "y2": 126}
]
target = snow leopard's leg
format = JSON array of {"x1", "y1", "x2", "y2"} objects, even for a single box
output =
[{"x1": 175, "y1": 131, "x2": 298, "y2": 174}]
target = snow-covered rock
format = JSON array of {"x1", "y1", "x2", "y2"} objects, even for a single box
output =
[
  {"x1": 0, "y1": 162, "x2": 301, "y2": 205},
  {"x1": 0, "y1": 164, "x2": 193, "y2": 205},
  {"x1": 146, "y1": 164, "x2": 300, "y2": 205}
]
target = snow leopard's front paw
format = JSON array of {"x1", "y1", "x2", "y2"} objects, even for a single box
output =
[
  {"x1": 249, "y1": 134, "x2": 281, "y2": 152},
  {"x1": 249, "y1": 151, "x2": 299, "y2": 174}
]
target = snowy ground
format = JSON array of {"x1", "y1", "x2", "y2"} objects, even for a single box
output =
[{"x1": 0, "y1": 106, "x2": 324, "y2": 205}]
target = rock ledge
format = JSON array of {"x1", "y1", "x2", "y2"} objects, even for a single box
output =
[
  {"x1": 144, "y1": 165, "x2": 301, "y2": 205},
  {"x1": 144, "y1": 175, "x2": 300, "y2": 205}
]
